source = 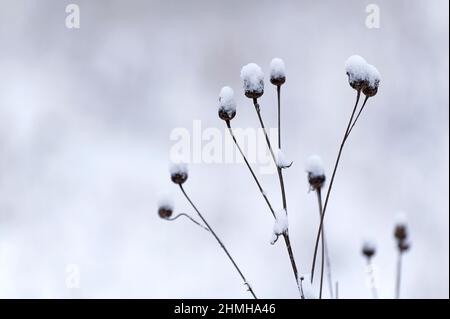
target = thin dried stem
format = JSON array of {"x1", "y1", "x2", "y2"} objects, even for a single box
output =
[
  {"x1": 366, "y1": 258, "x2": 379, "y2": 299},
  {"x1": 166, "y1": 213, "x2": 210, "y2": 232},
  {"x1": 311, "y1": 90, "x2": 361, "y2": 283},
  {"x1": 277, "y1": 85, "x2": 281, "y2": 149},
  {"x1": 225, "y1": 120, "x2": 275, "y2": 218},
  {"x1": 395, "y1": 251, "x2": 403, "y2": 299},
  {"x1": 345, "y1": 95, "x2": 369, "y2": 139},
  {"x1": 179, "y1": 185, "x2": 257, "y2": 299},
  {"x1": 316, "y1": 189, "x2": 325, "y2": 299},
  {"x1": 252, "y1": 98, "x2": 302, "y2": 298}
]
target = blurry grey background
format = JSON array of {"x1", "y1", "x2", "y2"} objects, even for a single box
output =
[{"x1": 0, "y1": 0, "x2": 448, "y2": 298}]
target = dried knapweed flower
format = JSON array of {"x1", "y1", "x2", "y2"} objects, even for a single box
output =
[
  {"x1": 218, "y1": 86, "x2": 236, "y2": 121},
  {"x1": 157, "y1": 193, "x2": 174, "y2": 219},
  {"x1": 362, "y1": 240, "x2": 377, "y2": 259},
  {"x1": 270, "y1": 58, "x2": 286, "y2": 86},
  {"x1": 170, "y1": 162, "x2": 188, "y2": 185},
  {"x1": 240, "y1": 63, "x2": 264, "y2": 99},
  {"x1": 345, "y1": 55, "x2": 381, "y2": 97},
  {"x1": 394, "y1": 213, "x2": 410, "y2": 252},
  {"x1": 270, "y1": 209, "x2": 288, "y2": 245},
  {"x1": 275, "y1": 149, "x2": 293, "y2": 169},
  {"x1": 305, "y1": 155, "x2": 326, "y2": 191}
]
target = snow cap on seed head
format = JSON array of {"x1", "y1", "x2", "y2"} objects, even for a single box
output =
[
  {"x1": 362, "y1": 239, "x2": 377, "y2": 259},
  {"x1": 305, "y1": 155, "x2": 326, "y2": 190},
  {"x1": 270, "y1": 58, "x2": 286, "y2": 86},
  {"x1": 218, "y1": 86, "x2": 237, "y2": 121},
  {"x1": 157, "y1": 191, "x2": 174, "y2": 219},
  {"x1": 169, "y1": 162, "x2": 188, "y2": 185},
  {"x1": 240, "y1": 63, "x2": 264, "y2": 99},
  {"x1": 345, "y1": 55, "x2": 381, "y2": 96}
]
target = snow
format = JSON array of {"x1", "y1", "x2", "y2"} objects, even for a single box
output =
[
  {"x1": 270, "y1": 58, "x2": 286, "y2": 80},
  {"x1": 240, "y1": 63, "x2": 264, "y2": 94},
  {"x1": 275, "y1": 149, "x2": 292, "y2": 169},
  {"x1": 218, "y1": 86, "x2": 236, "y2": 113},
  {"x1": 157, "y1": 192, "x2": 174, "y2": 210},
  {"x1": 395, "y1": 211, "x2": 408, "y2": 226},
  {"x1": 169, "y1": 162, "x2": 188, "y2": 176},
  {"x1": 345, "y1": 55, "x2": 381, "y2": 89},
  {"x1": 305, "y1": 155, "x2": 325, "y2": 177},
  {"x1": 270, "y1": 209, "x2": 288, "y2": 244}
]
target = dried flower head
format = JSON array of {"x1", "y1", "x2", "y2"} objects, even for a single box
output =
[
  {"x1": 305, "y1": 155, "x2": 326, "y2": 190},
  {"x1": 394, "y1": 212, "x2": 411, "y2": 252},
  {"x1": 240, "y1": 63, "x2": 264, "y2": 99},
  {"x1": 218, "y1": 86, "x2": 236, "y2": 121},
  {"x1": 345, "y1": 55, "x2": 381, "y2": 97},
  {"x1": 362, "y1": 240, "x2": 377, "y2": 259},
  {"x1": 170, "y1": 162, "x2": 188, "y2": 185},
  {"x1": 157, "y1": 193, "x2": 174, "y2": 219},
  {"x1": 270, "y1": 58, "x2": 286, "y2": 86}
]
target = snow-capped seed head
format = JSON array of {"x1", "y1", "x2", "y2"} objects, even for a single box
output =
[
  {"x1": 345, "y1": 55, "x2": 369, "y2": 91},
  {"x1": 362, "y1": 240, "x2": 377, "y2": 259},
  {"x1": 305, "y1": 155, "x2": 326, "y2": 190},
  {"x1": 362, "y1": 64, "x2": 381, "y2": 97},
  {"x1": 270, "y1": 58, "x2": 286, "y2": 86},
  {"x1": 275, "y1": 149, "x2": 293, "y2": 169},
  {"x1": 157, "y1": 192, "x2": 174, "y2": 219},
  {"x1": 169, "y1": 162, "x2": 188, "y2": 185},
  {"x1": 240, "y1": 63, "x2": 264, "y2": 99},
  {"x1": 218, "y1": 86, "x2": 236, "y2": 121},
  {"x1": 394, "y1": 212, "x2": 408, "y2": 242}
]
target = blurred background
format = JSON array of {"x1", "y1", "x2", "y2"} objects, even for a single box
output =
[{"x1": 0, "y1": 0, "x2": 448, "y2": 298}]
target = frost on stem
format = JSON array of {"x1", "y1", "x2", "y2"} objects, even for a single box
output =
[
  {"x1": 270, "y1": 58, "x2": 286, "y2": 86},
  {"x1": 345, "y1": 55, "x2": 381, "y2": 97},
  {"x1": 157, "y1": 192, "x2": 174, "y2": 219},
  {"x1": 240, "y1": 63, "x2": 264, "y2": 99},
  {"x1": 218, "y1": 86, "x2": 237, "y2": 121},
  {"x1": 170, "y1": 162, "x2": 188, "y2": 185},
  {"x1": 275, "y1": 149, "x2": 293, "y2": 169},
  {"x1": 305, "y1": 155, "x2": 326, "y2": 191},
  {"x1": 270, "y1": 209, "x2": 288, "y2": 245}
]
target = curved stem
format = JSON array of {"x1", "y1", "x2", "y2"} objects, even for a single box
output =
[
  {"x1": 179, "y1": 185, "x2": 257, "y2": 299},
  {"x1": 310, "y1": 90, "x2": 361, "y2": 283},
  {"x1": 166, "y1": 213, "x2": 210, "y2": 232},
  {"x1": 252, "y1": 98, "x2": 302, "y2": 298},
  {"x1": 226, "y1": 121, "x2": 275, "y2": 218}
]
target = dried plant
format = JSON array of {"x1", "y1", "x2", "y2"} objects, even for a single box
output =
[{"x1": 161, "y1": 55, "x2": 412, "y2": 299}]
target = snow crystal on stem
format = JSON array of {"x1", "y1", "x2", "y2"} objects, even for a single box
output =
[
  {"x1": 270, "y1": 209, "x2": 288, "y2": 245},
  {"x1": 270, "y1": 58, "x2": 286, "y2": 85},
  {"x1": 275, "y1": 149, "x2": 292, "y2": 169},
  {"x1": 218, "y1": 86, "x2": 237, "y2": 121},
  {"x1": 240, "y1": 63, "x2": 264, "y2": 98}
]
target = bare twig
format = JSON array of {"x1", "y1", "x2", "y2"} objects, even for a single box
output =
[
  {"x1": 277, "y1": 85, "x2": 281, "y2": 149},
  {"x1": 311, "y1": 90, "x2": 362, "y2": 283},
  {"x1": 345, "y1": 95, "x2": 369, "y2": 139},
  {"x1": 316, "y1": 189, "x2": 325, "y2": 299},
  {"x1": 179, "y1": 184, "x2": 257, "y2": 299},
  {"x1": 366, "y1": 259, "x2": 379, "y2": 299}
]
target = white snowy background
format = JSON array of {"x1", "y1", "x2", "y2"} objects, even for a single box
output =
[{"x1": 0, "y1": 0, "x2": 448, "y2": 298}]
